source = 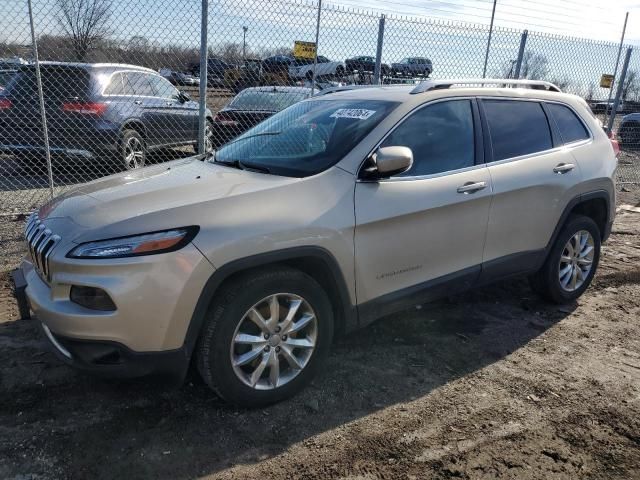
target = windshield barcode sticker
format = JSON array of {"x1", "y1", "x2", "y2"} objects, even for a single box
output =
[{"x1": 330, "y1": 108, "x2": 376, "y2": 120}]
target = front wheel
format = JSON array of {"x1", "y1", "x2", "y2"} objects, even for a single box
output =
[
  {"x1": 529, "y1": 215, "x2": 601, "y2": 303},
  {"x1": 196, "y1": 267, "x2": 334, "y2": 407}
]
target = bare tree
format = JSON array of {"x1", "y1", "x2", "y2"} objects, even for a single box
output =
[
  {"x1": 127, "y1": 35, "x2": 149, "y2": 52},
  {"x1": 548, "y1": 76, "x2": 574, "y2": 91},
  {"x1": 622, "y1": 70, "x2": 639, "y2": 102},
  {"x1": 55, "y1": 0, "x2": 112, "y2": 61},
  {"x1": 496, "y1": 51, "x2": 549, "y2": 80}
]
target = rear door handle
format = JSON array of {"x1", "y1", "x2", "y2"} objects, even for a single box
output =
[
  {"x1": 553, "y1": 163, "x2": 575, "y2": 174},
  {"x1": 457, "y1": 181, "x2": 487, "y2": 194}
]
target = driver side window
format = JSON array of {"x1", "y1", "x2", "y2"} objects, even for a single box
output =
[
  {"x1": 381, "y1": 99, "x2": 475, "y2": 177},
  {"x1": 148, "y1": 74, "x2": 179, "y2": 100}
]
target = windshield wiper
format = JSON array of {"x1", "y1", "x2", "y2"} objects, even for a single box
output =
[{"x1": 214, "y1": 158, "x2": 271, "y2": 174}]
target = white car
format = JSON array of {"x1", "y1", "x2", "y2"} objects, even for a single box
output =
[{"x1": 289, "y1": 55, "x2": 345, "y2": 80}]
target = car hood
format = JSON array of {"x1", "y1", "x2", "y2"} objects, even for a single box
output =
[{"x1": 39, "y1": 157, "x2": 298, "y2": 237}]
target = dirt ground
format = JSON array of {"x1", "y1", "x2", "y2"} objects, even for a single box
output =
[{"x1": 1, "y1": 189, "x2": 640, "y2": 480}]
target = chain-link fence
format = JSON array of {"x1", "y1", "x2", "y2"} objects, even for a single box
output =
[{"x1": 1, "y1": 0, "x2": 639, "y2": 213}]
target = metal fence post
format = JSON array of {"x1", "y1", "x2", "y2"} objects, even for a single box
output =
[
  {"x1": 513, "y1": 29, "x2": 528, "y2": 79},
  {"x1": 604, "y1": 12, "x2": 628, "y2": 132},
  {"x1": 198, "y1": 0, "x2": 209, "y2": 154},
  {"x1": 373, "y1": 15, "x2": 385, "y2": 85},
  {"x1": 481, "y1": 0, "x2": 497, "y2": 78},
  {"x1": 606, "y1": 47, "x2": 632, "y2": 134},
  {"x1": 27, "y1": 0, "x2": 54, "y2": 200},
  {"x1": 310, "y1": 0, "x2": 322, "y2": 96}
]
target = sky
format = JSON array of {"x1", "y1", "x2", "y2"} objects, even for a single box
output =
[
  {"x1": 333, "y1": 0, "x2": 640, "y2": 44},
  {"x1": 3, "y1": 0, "x2": 640, "y2": 98}
]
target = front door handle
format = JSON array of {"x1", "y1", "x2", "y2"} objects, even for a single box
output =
[
  {"x1": 134, "y1": 100, "x2": 142, "y2": 105},
  {"x1": 553, "y1": 163, "x2": 575, "y2": 174},
  {"x1": 166, "y1": 102, "x2": 174, "y2": 106},
  {"x1": 457, "y1": 181, "x2": 487, "y2": 194}
]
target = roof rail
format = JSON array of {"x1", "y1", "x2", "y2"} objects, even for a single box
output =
[
  {"x1": 314, "y1": 83, "x2": 419, "y2": 96},
  {"x1": 410, "y1": 78, "x2": 562, "y2": 94}
]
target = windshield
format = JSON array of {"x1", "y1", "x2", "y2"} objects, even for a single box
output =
[
  {"x1": 228, "y1": 90, "x2": 309, "y2": 111},
  {"x1": 213, "y1": 99, "x2": 399, "y2": 177}
]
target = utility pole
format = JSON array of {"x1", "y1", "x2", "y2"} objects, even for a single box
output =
[
  {"x1": 242, "y1": 26, "x2": 248, "y2": 63},
  {"x1": 482, "y1": 0, "x2": 497, "y2": 78},
  {"x1": 604, "y1": 12, "x2": 628, "y2": 131}
]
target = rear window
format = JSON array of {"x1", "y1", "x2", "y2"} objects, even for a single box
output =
[
  {"x1": 546, "y1": 103, "x2": 590, "y2": 144},
  {"x1": 7, "y1": 66, "x2": 92, "y2": 99},
  {"x1": 229, "y1": 90, "x2": 308, "y2": 112},
  {"x1": 483, "y1": 100, "x2": 553, "y2": 161}
]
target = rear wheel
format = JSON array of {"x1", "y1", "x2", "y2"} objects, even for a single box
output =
[
  {"x1": 119, "y1": 129, "x2": 146, "y2": 170},
  {"x1": 530, "y1": 215, "x2": 601, "y2": 303},
  {"x1": 196, "y1": 267, "x2": 334, "y2": 407}
]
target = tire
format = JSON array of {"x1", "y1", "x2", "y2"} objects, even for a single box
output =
[
  {"x1": 529, "y1": 214, "x2": 601, "y2": 304},
  {"x1": 196, "y1": 266, "x2": 334, "y2": 407},
  {"x1": 193, "y1": 119, "x2": 215, "y2": 154},
  {"x1": 119, "y1": 129, "x2": 146, "y2": 170}
]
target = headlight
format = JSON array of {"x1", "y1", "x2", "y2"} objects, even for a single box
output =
[{"x1": 67, "y1": 227, "x2": 198, "y2": 259}]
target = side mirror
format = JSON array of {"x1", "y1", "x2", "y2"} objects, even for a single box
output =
[
  {"x1": 364, "y1": 146, "x2": 413, "y2": 179},
  {"x1": 178, "y1": 91, "x2": 191, "y2": 103}
]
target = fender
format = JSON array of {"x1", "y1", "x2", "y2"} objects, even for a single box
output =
[
  {"x1": 182, "y1": 246, "x2": 357, "y2": 357},
  {"x1": 545, "y1": 189, "x2": 612, "y2": 253}
]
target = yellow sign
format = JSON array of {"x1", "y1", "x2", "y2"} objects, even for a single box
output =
[
  {"x1": 294, "y1": 40, "x2": 316, "y2": 59},
  {"x1": 600, "y1": 74, "x2": 614, "y2": 89}
]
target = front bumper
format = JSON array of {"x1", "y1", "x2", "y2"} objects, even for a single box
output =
[
  {"x1": 21, "y1": 241, "x2": 215, "y2": 378},
  {"x1": 40, "y1": 322, "x2": 189, "y2": 380}
]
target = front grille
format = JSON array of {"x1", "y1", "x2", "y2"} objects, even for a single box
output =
[{"x1": 24, "y1": 212, "x2": 61, "y2": 282}]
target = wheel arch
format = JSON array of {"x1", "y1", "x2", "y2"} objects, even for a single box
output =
[
  {"x1": 547, "y1": 190, "x2": 611, "y2": 255},
  {"x1": 182, "y1": 246, "x2": 357, "y2": 357},
  {"x1": 120, "y1": 119, "x2": 147, "y2": 139}
]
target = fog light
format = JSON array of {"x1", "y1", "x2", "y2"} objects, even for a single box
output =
[{"x1": 70, "y1": 286, "x2": 116, "y2": 311}]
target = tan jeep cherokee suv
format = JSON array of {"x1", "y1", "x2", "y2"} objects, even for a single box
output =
[{"x1": 20, "y1": 79, "x2": 618, "y2": 407}]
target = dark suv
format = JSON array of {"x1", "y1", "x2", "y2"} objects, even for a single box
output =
[{"x1": 0, "y1": 62, "x2": 212, "y2": 170}]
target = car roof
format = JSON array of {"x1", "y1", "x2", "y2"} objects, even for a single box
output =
[
  {"x1": 240, "y1": 86, "x2": 313, "y2": 94},
  {"x1": 21, "y1": 61, "x2": 155, "y2": 74}
]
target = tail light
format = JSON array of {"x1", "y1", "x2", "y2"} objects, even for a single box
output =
[
  {"x1": 608, "y1": 130, "x2": 620, "y2": 157},
  {"x1": 0, "y1": 98, "x2": 12, "y2": 110},
  {"x1": 62, "y1": 102, "x2": 108, "y2": 116},
  {"x1": 213, "y1": 112, "x2": 238, "y2": 126}
]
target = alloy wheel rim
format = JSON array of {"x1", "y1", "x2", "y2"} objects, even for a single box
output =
[
  {"x1": 125, "y1": 137, "x2": 144, "y2": 169},
  {"x1": 558, "y1": 230, "x2": 595, "y2": 292},
  {"x1": 230, "y1": 293, "x2": 317, "y2": 390}
]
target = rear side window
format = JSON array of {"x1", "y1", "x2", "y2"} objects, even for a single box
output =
[
  {"x1": 381, "y1": 99, "x2": 475, "y2": 177},
  {"x1": 124, "y1": 72, "x2": 155, "y2": 96},
  {"x1": 546, "y1": 103, "x2": 589, "y2": 144},
  {"x1": 104, "y1": 73, "x2": 125, "y2": 95},
  {"x1": 483, "y1": 100, "x2": 553, "y2": 161}
]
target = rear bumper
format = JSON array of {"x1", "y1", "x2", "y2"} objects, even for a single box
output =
[{"x1": 0, "y1": 128, "x2": 119, "y2": 158}]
